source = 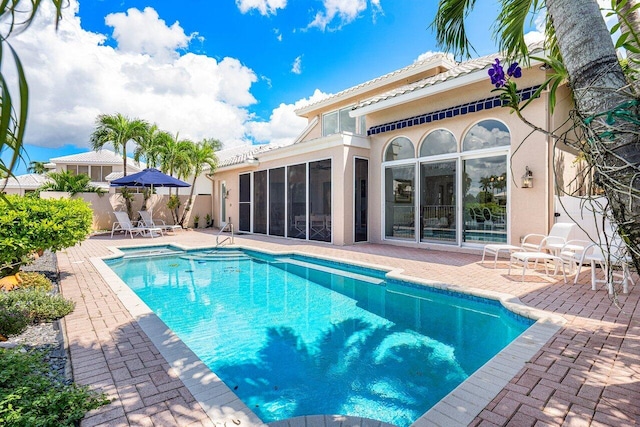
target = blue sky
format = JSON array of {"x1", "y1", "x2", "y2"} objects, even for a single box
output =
[{"x1": 7, "y1": 0, "x2": 517, "y2": 175}]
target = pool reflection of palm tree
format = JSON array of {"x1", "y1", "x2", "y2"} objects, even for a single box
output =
[{"x1": 215, "y1": 319, "x2": 467, "y2": 425}]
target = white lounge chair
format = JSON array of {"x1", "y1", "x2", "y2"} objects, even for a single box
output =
[
  {"x1": 139, "y1": 210, "x2": 182, "y2": 233},
  {"x1": 508, "y1": 251, "x2": 567, "y2": 283},
  {"x1": 521, "y1": 222, "x2": 576, "y2": 254},
  {"x1": 575, "y1": 226, "x2": 636, "y2": 293},
  {"x1": 111, "y1": 211, "x2": 163, "y2": 239}
]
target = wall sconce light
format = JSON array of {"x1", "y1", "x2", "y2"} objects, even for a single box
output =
[
  {"x1": 522, "y1": 166, "x2": 533, "y2": 188},
  {"x1": 224, "y1": 189, "x2": 230, "y2": 199},
  {"x1": 246, "y1": 155, "x2": 259, "y2": 166}
]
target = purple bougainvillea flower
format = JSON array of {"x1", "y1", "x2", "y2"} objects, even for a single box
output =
[
  {"x1": 488, "y1": 58, "x2": 506, "y2": 88},
  {"x1": 507, "y1": 62, "x2": 522, "y2": 78}
]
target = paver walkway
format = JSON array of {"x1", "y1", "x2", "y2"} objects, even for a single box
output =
[{"x1": 58, "y1": 230, "x2": 640, "y2": 426}]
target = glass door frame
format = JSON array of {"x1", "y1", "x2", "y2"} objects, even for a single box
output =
[
  {"x1": 458, "y1": 149, "x2": 510, "y2": 246},
  {"x1": 353, "y1": 156, "x2": 369, "y2": 243},
  {"x1": 381, "y1": 146, "x2": 510, "y2": 247}
]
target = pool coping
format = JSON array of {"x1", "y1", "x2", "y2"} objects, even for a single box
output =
[{"x1": 93, "y1": 242, "x2": 567, "y2": 427}]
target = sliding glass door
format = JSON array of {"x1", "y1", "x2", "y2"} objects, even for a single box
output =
[{"x1": 420, "y1": 161, "x2": 456, "y2": 243}]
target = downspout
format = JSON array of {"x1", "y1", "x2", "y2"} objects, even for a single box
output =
[
  {"x1": 205, "y1": 172, "x2": 215, "y2": 227},
  {"x1": 545, "y1": 86, "x2": 554, "y2": 231}
]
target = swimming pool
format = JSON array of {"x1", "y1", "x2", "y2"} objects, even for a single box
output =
[{"x1": 105, "y1": 247, "x2": 534, "y2": 426}]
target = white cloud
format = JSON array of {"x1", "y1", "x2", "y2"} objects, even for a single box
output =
[
  {"x1": 247, "y1": 90, "x2": 329, "y2": 144},
  {"x1": 6, "y1": 0, "x2": 307, "y2": 152},
  {"x1": 415, "y1": 50, "x2": 455, "y2": 63},
  {"x1": 307, "y1": 0, "x2": 381, "y2": 31},
  {"x1": 105, "y1": 7, "x2": 193, "y2": 62},
  {"x1": 291, "y1": 55, "x2": 302, "y2": 74},
  {"x1": 236, "y1": 0, "x2": 287, "y2": 16}
]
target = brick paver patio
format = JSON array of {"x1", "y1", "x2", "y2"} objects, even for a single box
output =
[{"x1": 58, "y1": 230, "x2": 640, "y2": 426}]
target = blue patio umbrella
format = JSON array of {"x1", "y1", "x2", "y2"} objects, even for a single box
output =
[
  {"x1": 111, "y1": 168, "x2": 191, "y2": 220},
  {"x1": 110, "y1": 168, "x2": 190, "y2": 188}
]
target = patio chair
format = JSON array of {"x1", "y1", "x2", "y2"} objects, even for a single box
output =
[
  {"x1": 508, "y1": 251, "x2": 567, "y2": 283},
  {"x1": 481, "y1": 222, "x2": 576, "y2": 268},
  {"x1": 310, "y1": 214, "x2": 325, "y2": 239},
  {"x1": 576, "y1": 227, "x2": 636, "y2": 293},
  {"x1": 139, "y1": 210, "x2": 182, "y2": 233},
  {"x1": 111, "y1": 211, "x2": 163, "y2": 239},
  {"x1": 521, "y1": 222, "x2": 576, "y2": 254},
  {"x1": 558, "y1": 240, "x2": 592, "y2": 284},
  {"x1": 293, "y1": 215, "x2": 306, "y2": 237}
]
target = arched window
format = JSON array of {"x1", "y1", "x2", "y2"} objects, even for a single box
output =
[
  {"x1": 419, "y1": 129, "x2": 457, "y2": 157},
  {"x1": 384, "y1": 137, "x2": 415, "y2": 161},
  {"x1": 462, "y1": 120, "x2": 510, "y2": 151}
]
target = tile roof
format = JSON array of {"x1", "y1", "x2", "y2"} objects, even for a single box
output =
[
  {"x1": 295, "y1": 53, "x2": 458, "y2": 114},
  {"x1": 1, "y1": 173, "x2": 52, "y2": 189},
  {"x1": 216, "y1": 142, "x2": 293, "y2": 168},
  {"x1": 354, "y1": 43, "x2": 545, "y2": 111}
]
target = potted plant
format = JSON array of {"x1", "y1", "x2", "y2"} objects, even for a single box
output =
[
  {"x1": 193, "y1": 215, "x2": 199, "y2": 229},
  {"x1": 205, "y1": 213, "x2": 212, "y2": 228}
]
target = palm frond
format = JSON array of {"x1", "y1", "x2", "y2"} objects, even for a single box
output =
[
  {"x1": 494, "y1": 0, "x2": 540, "y2": 62},
  {"x1": 431, "y1": 0, "x2": 478, "y2": 59}
]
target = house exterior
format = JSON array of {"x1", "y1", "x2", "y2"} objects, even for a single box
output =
[
  {"x1": 0, "y1": 173, "x2": 52, "y2": 196},
  {"x1": 212, "y1": 47, "x2": 581, "y2": 251},
  {"x1": 47, "y1": 149, "x2": 144, "y2": 190}
]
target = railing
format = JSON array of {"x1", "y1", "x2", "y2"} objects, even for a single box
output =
[{"x1": 215, "y1": 222, "x2": 234, "y2": 248}]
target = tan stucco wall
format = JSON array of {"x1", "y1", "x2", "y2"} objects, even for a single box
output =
[
  {"x1": 212, "y1": 67, "x2": 579, "y2": 249},
  {"x1": 367, "y1": 73, "x2": 553, "y2": 246},
  {"x1": 40, "y1": 191, "x2": 211, "y2": 231}
]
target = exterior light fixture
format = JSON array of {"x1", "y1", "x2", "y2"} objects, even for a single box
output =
[
  {"x1": 246, "y1": 155, "x2": 259, "y2": 166},
  {"x1": 522, "y1": 166, "x2": 533, "y2": 188}
]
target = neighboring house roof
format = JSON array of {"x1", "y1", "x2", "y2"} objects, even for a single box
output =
[
  {"x1": 49, "y1": 149, "x2": 145, "y2": 170},
  {"x1": 1, "y1": 173, "x2": 51, "y2": 190},
  {"x1": 105, "y1": 172, "x2": 124, "y2": 181}
]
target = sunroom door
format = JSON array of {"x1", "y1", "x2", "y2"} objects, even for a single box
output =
[{"x1": 420, "y1": 161, "x2": 456, "y2": 243}]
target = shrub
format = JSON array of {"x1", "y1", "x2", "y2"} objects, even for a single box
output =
[
  {"x1": 0, "y1": 347, "x2": 109, "y2": 426},
  {"x1": 14, "y1": 272, "x2": 53, "y2": 292},
  {"x1": 0, "y1": 307, "x2": 30, "y2": 339},
  {"x1": 0, "y1": 195, "x2": 92, "y2": 276},
  {"x1": 0, "y1": 290, "x2": 75, "y2": 324}
]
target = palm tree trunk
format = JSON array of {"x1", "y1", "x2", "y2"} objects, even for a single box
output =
[
  {"x1": 179, "y1": 178, "x2": 197, "y2": 226},
  {"x1": 548, "y1": 0, "x2": 640, "y2": 270}
]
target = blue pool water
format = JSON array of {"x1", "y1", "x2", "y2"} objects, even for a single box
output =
[{"x1": 106, "y1": 248, "x2": 532, "y2": 426}]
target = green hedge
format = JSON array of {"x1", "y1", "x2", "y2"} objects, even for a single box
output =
[
  {"x1": 0, "y1": 196, "x2": 92, "y2": 276},
  {"x1": 0, "y1": 348, "x2": 109, "y2": 426}
]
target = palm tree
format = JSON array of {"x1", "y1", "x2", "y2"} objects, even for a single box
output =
[
  {"x1": 134, "y1": 124, "x2": 173, "y2": 211},
  {"x1": 160, "y1": 133, "x2": 194, "y2": 223},
  {"x1": 433, "y1": 0, "x2": 640, "y2": 271},
  {"x1": 27, "y1": 161, "x2": 47, "y2": 174},
  {"x1": 38, "y1": 170, "x2": 105, "y2": 196},
  {"x1": 134, "y1": 124, "x2": 172, "y2": 169},
  {"x1": 179, "y1": 138, "x2": 221, "y2": 226},
  {"x1": 89, "y1": 113, "x2": 149, "y2": 177}
]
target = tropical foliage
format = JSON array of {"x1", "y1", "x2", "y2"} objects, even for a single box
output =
[
  {"x1": 37, "y1": 170, "x2": 105, "y2": 196},
  {"x1": 0, "y1": 196, "x2": 93, "y2": 276},
  {"x1": 179, "y1": 138, "x2": 221, "y2": 226},
  {"x1": 27, "y1": 161, "x2": 47, "y2": 174},
  {"x1": 0, "y1": 2, "x2": 63, "y2": 186},
  {"x1": 433, "y1": 0, "x2": 640, "y2": 275},
  {"x1": 0, "y1": 347, "x2": 109, "y2": 426},
  {"x1": 92, "y1": 114, "x2": 221, "y2": 226}
]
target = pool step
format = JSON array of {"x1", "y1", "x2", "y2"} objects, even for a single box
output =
[
  {"x1": 122, "y1": 249, "x2": 184, "y2": 259},
  {"x1": 276, "y1": 257, "x2": 385, "y2": 285},
  {"x1": 180, "y1": 251, "x2": 250, "y2": 262}
]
